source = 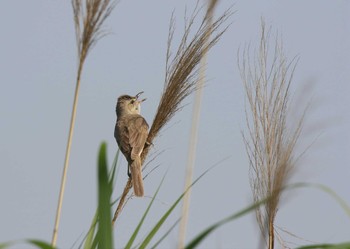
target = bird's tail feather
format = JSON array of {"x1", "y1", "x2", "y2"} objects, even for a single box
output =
[{"x1": 130, "y1": 157, "x2": 144, "y2": 197}]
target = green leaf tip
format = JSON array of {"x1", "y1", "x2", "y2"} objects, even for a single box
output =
[{"x1": 97, "y1": 142, "x2": 113, "y2": 249}]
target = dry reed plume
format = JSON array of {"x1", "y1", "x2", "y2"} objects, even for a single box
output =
[
  {"x1": 239, "y1": 21, "x2": 303, "y2": 249},
  {"x1": 52, "y1": 0, "x2": 116, "y2": 246},
  {"x1": 112, "y1": 4, "x2": 231, "y2": 225}
]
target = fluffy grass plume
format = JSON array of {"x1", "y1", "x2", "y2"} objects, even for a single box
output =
[
  {"x1": 112, "y1": 3, "x2": 231, "y2": 224},
  {"x1": 239, "y1": 20, "x2": 303, "y2": 249}
]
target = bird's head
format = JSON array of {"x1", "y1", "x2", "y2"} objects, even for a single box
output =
[{"x1": 116, "y1": 91, "x2": 146, "y2": 116}]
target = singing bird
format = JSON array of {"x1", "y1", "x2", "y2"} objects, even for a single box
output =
[{"x1": 114, "y1": 92, "x2": 149, "y2": 197}]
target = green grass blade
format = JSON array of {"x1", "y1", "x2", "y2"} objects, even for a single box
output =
[
  {"x1": 109, "y1": 149, "x2": 120, "y2": 188},
  {"x1": 283, "y1": 183, "x2": 350, "y2": 219},
  {"x1": 0, "y1": 240, "x2": 54, "y2": 249},
  {"x1": 90, "y1": 231, "x2": 99, "y2": 249},
  {"x1": 185, "y1": 197, "x2": 268, "y2": 249},
  {"x1": 97, "y1": 142, "x2": 113, "y2": 249},
  {"x1": 138, "y1": 166, "x2": 214, "y2": 249},
  {"x1": 27, "y1": 240, "x2": 55, "y2": 249},
  {"x1": 82, "y1": 210, "x2": 98, "y2": 249},
  {"x1": 309, "y1": 183, "x2": 350, "y2": 218},
  {"x1": 150, "y1": 218, "x2": 181, "y2": 249},
  {"x1": 125, "y1": 172, "x2": 167, "y2": 249},
  {"x1": 0, "y1": 242, "x2": 13, "y2": 249},
  {"x1": 185, "y1": 182, "x2": 350, "y2": 249},
  {"x1": 81, "y1": 150, "x2": 120, "y2": 249},
  {"x1": 296, "y1": 242, "x2": 350, "y2": 249}
]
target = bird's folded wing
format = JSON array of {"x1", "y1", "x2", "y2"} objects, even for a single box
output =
[{"x1": 128, "y1": 116, "x2": 149, "y2": 160}]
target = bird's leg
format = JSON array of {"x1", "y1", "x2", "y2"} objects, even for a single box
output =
[
  {"x1": 144, "y1": 140, "x2": 153, "y2": 149},
  {"x1": 127, "y1": 164, "x2": 131, "y2": 178}
]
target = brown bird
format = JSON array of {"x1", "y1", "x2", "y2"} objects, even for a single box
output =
[{"x1": 114, "y1": 92, "x2": 149, "y2": 197}]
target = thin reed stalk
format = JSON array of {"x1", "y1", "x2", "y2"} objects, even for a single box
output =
[
  {"x1": 112, "y1": 4, "x2": 231, "y2": 225},
  {"x1": 238, "y1": 20, "x2": 303, "y2": 249},
  {"x1": 51, "y1": 0, "x2": 116, "y2": 246},
  {"x1": 177, "y1": 1, "x2": 219, "y2": 248}
]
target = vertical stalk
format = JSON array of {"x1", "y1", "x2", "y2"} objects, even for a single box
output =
[
  {"x1": 177, "y1": 2, "x2": 216, "y2": 247},
  {"x1": 268, "y1": 217, "x2": 274, "y2": 249},
  {"x1": 52, "y1": 67, "x2": 82, "y2": 247},
  {"x1": 51, "y1": 0, "x2": 116, "y2": 244},
  {"x1": 177, "y1": 58, "x2": 206, "y2": 249}
]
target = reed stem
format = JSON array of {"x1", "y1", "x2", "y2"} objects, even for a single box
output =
[{"x1": 52, "y1": 68, "x2": 82, "y2": 246}]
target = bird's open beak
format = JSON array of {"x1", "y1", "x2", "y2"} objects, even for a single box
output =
[
  {"x1": 135, "y1": 91, "x2": 146, "y2": 102},
  {"x1": 135, "y1": 91, "x2": 144, "y2": 99}
]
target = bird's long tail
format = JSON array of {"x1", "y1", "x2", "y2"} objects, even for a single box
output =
[{"x1": 130, "y1": 157, "x2": 144, "y2": 197}]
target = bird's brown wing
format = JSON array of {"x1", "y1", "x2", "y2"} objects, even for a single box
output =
[
  {"x1": 115, "y1": 119, "x2": 131, "y2": 160},
  {"x1": 128, "y1": 115, "x2": 149, "y2": 161}
]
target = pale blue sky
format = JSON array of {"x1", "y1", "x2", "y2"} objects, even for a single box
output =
[{"x1": 0, "y1": 1, "x2": 349, "y2": 248}]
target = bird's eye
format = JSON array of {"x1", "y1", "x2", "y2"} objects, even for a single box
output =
[{"x1": 130, "y1": 100, "x2": 135, "y2": 104}]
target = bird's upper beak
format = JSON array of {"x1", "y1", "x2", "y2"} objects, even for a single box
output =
[{"x1": 135, "y1": 91, "x2": 146, "y2": 102}]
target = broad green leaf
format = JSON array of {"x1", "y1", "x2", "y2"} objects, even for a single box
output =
[
  {"x1": 82, "y1": 150, "x2": 120, "y2": 249},
  {"x1": 97, "y1": 142, "x2": 113, "y2": 249}
]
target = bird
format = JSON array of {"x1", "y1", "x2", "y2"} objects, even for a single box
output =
[{"x1": 114, "y1": 92, "x2": 149, "y2": 197}]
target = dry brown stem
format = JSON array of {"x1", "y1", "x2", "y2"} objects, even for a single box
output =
[
  {"x1": 112, "y1": 4, "x2": 230, "y2": 225},
  {"x1": 239, "y1": 20, "x2": 303, "y2": 249},
  {"x1": 52, "y1": 0, "x2": 116, "y2": 246}
]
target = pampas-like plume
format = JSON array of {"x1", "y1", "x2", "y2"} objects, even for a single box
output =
[
  {"x1": 52, "y1": 0, "x2": 116, "y2": 246},
  {"x1": 112, "y1": 4, "x2": 231, "y2": 225},
  {"x1": 239, "y1": 20, "x2": 303, "y2": 249},
  {"x1": 73, "y1": 0, "x2": 117, "y2": 73}
]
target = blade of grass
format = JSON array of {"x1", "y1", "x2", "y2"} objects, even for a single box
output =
[
  {"x1": 97, "y1": 142, "x2": 113, "y2": 249},
  {"x1": 150, "y1": 218, "x2": 181, "y2": 249},
  {"x1": 27, "y1": 240, "x2": 56, "y2": 249},
  {"x1": 296, "y1": 242, "x2": 350, "y2": 249},
  {"x1": 125, "y1": 172, "x2": 168, "y2": 249},
  {"x1": 0, "y1": 240, "x2": 54, "y2": 249},
  {"x1": 308, "y1": 183, "x2": 350, "y2": 218},
  {"x1": 81, "y1": 150, "x2": 120, "y2": 249},
  {"x1": 90, "y1": 231, "x2": 99, "y2": 249},
  {"x1": 138, "y1": 165, "x2": 216, "y2": 249},
  {"x1": 185, "y1": 182, "x2": 350, "y2": 249},
  {"x1": 109, "y1": 149, "x2": 120, "y2": 187},
  {"x1": 82, "y1": 210, "x2": 98, "y2": 249},
  {"x1": 286, "y1": 183, "x2": 350, "y2": 219},
  {"x1": 0, "y1": 242, "x2": 12, "y2": 249},
  {"x1": 185, "y1": 197, "x2": 269, "y2": 249}
]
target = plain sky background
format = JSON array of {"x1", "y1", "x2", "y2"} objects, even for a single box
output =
[{"x1": 1, "y1": 1, "x2": 350, "y2": 248}]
